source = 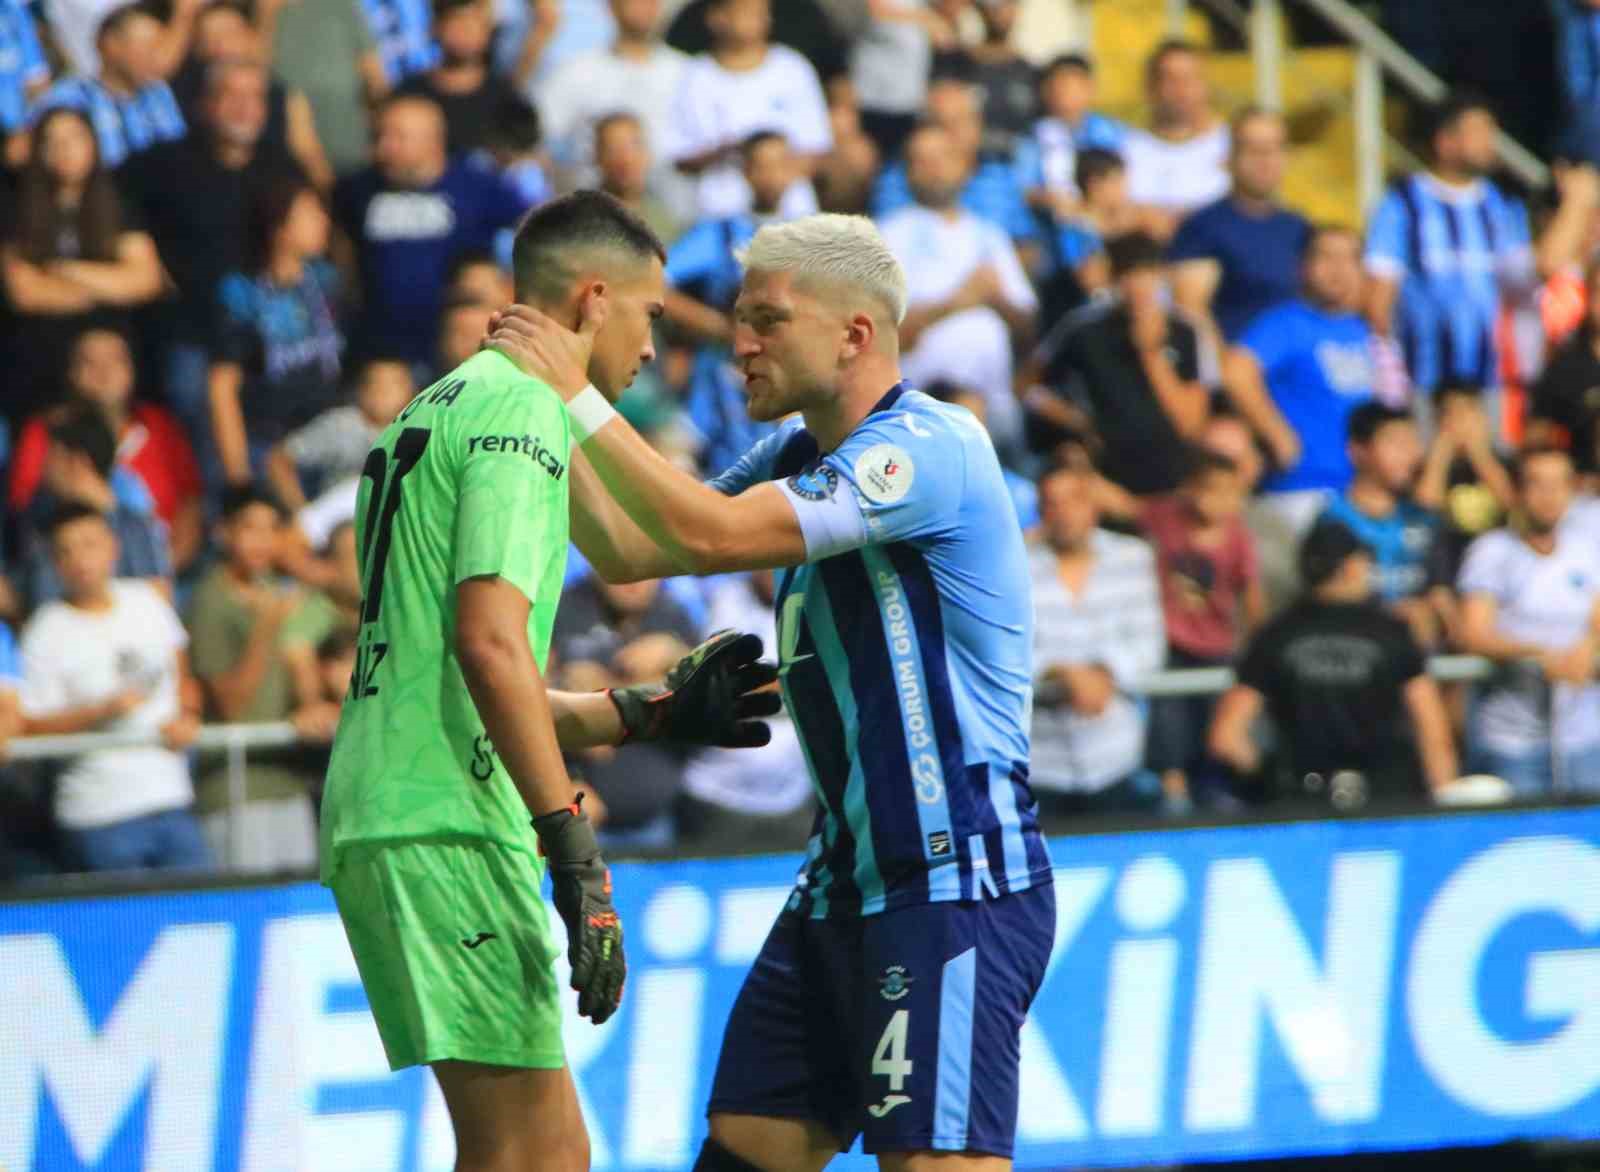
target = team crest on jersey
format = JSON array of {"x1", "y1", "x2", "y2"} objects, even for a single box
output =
[
  {"x1": 878, "y1": 965, "x2": 915, "y2": 1001},
  {"x1": 786, "y1": 465, "x2": 839, "y2": 502},
  {"x1": 855, "y1": 444, "x2": 914, "y2": 505}
]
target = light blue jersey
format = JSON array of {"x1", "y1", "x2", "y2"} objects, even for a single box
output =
[{"x1": 712, "y1": 384, "x2": 1052, "y2": 918}]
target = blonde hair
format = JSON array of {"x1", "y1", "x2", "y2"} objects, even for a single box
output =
[{"x1": 737, "y1": 214, "x2": 909, "y2": 325}]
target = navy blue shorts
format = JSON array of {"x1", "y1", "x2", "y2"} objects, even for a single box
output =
[{"x1": 707, "y1": 882, "x2": 1056, "y2": 1157}]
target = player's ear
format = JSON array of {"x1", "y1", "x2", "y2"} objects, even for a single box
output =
[
  {"x1": 573, "y1": 280, "x2": 608, "y2": 331},
  {"x1": 844, "y1": 312, "x2": 874, "y2": 359}
]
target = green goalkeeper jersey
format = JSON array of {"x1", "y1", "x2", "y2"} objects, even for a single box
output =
[{"x1": 319, "y1": 351, "x2": 572, "y2": 882}]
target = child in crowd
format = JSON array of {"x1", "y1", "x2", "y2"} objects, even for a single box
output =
[
  {"x1": 265, "y1": 357, "x2": 416, "y2": 512},
  {"x1": 1140, "y1": 448, "x2": 1263, "y2": 812}
]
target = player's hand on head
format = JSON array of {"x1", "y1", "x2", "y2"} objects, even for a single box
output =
[
  {"x1": 487, "y1": 293, "x2": 608, "y2": 400},
  {"x1": 607, "y1": 629, "x2": 782, "y2": 749},
  {"x1": 533, "y1": 798, "x2": 627, "y2": 1024}
]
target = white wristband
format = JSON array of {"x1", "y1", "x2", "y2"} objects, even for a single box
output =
[{"x1": 566, "y1": 384, "x2": 617, "y2": 444}]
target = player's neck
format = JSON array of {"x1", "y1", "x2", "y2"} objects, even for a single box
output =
[{"x1": 804, "y1": 363, "x2": 905, "y2": 452}]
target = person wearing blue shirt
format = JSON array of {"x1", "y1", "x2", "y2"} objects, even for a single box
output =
[
  {"x1": 872, "y1": 77, "x2": 1036, "y2": 245},
  {"x1": 1170, "y1": 108, "x2": 1309, "y2": 343},
  {"x1": 1320, "y1": 402, "x2": 1450, "y2": 644},
  {"x1": 1013, "y1": 53, "x2": 1126, "y2": 209},
  {"x1": 663, "y1": 131, "x2": 794, "y2": 475},
  {"x1": 0, "y1": 0, "x2": 49, "y2": 156},
  {"x1": 34, "y1": 5, "x2": 186, "y2": 168},
  {"x1": 333, "y1": 94, "x2": 532, "y2": 367},
  {"x1": 488, "y1": 211, "x2": 1054, "y2": 1170},
  {"x1": 1364, "y1": 93, "x2": 1538, "y2": 397},
  {"x1": 361, "y1": 0, "x2": 438, "y2": 85},
  {"x1": 1224, "y1": 225, "x2": 1379, "y2": 606}
]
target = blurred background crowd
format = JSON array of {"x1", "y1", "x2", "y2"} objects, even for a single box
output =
[{"x1": 4, "y1": 0, "x2": 1600, "y2": 880}]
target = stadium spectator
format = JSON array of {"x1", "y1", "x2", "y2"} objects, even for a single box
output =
[
  {"x1": 34, "y1": 3, "x2": 187, "y2": 167},
  {"x1": 1222, "y1": 225, "x2": 1378, "y2": 603},
  {"x1": 361, "y1": 0, "x2": 439, "y2": 85},
  {"x1": 663, "y1": 0, "x2": 831, "y2": 219},
  {"x1": 20, "y1": 404, "x2": 171, "y2": 609},
  {"x1": 536, "y1": 0, "x2": 690, "y2": 211},
  {"x1": 395, "y1": 0, "x2": 521, "y2": 157},
  {"x1": 1028, "y1": 460, "x2": 1166, "y2": 814},
  {"x1": 333, "y1": 94, "x2": 530, "y2": 367},
  {"x1": 1557, "y1": 0, "x2": 1600, "y2": 166},
  {"x1": 265, "y1": 357, "x2": 414, "y2": 512},
  {"x1": 44, "y1": 0, "x2": 201, "y2": 80},
  {"x1": 1415, "y1": 382, "x2": 1514, "y2": 580},
  {"x1": 1170, "y1": 108, "x2": 1311, "y2": 344},
  {"x1": 1015, "y1": 53, "x2": 1126, "y2": 215},
  {"x1": 259, "y1": 0, "x2": 387, "y2": 177},
  {"x1": 1210, "y1": 519, "x2": 1457, "y2": 806},
  {"x1": 19, "y1": 501, "x2": 206, "y2": 872},
  {"x1": 677, "y1": 571, "x2": 813, "y2": 852},
  {"x1": 553, "y1": 573, "x2": 701, "y2": 848},
  {"x1": 443, "y1": 245, "x2": 513, "y2": 307},
  {"x1": 9, "y1": 328, "x2": 203, "y2": 571},
  {"x1": 938, "y1": 0, "x2": 1035, "y2": 150},
  {"x1": 848, "y1": 0, "x2": 947, "y2": 162},
  {"x1": 595, "y1": 111, "x2": 683, "y2": 247},
  {"x1": 1037, "y1": 147, "x2": 1138, "y2": 305},
  {"x1": 188, "y1": 486, "x2": 338, "y2": 869},
  {"x1": 1140, "y1": 448, "x2": 1262, "y2": 813},
  {"x1": 0, "y1": 0, "x2": 51, "y2": 166},
  {"x1": 1320, "y1": 403, "x2": 1452, "y2": 648},
  {"x1": 664, "y1": 131, "x2": 794, "y2": 473},
  {"x1": 873, "y1": 77, "x2": 1037, "y2": 248},
  {"x1": 813, "y1": 75, "x2": 879, "y2": 215},
  {"x1": 119, "y1": 58, "x2": 306, "y2": 460},
  {"x1": 433, "y1": 293, "x2": 494, "y2": 378},
  {"x1": 473, "y1": 93, "x2": 549, "y2": 214},
  {"x1": 1365, "y1": 93, "x2": 1597, "y2": 401},
  {"x1": 169, "y1": 0, "x2": 332, "y2": 190},
  {"x1": 1029, "y1": 232, "x2": 1205, "y2": 496},
  {"x1": 881, "y1": 120, "x2": 1038, "y2": 454},
  {"x1": 1531, "y1": 256, "x2": 1600, "y2": 475},
  {"x1": 0, "y1": 106, "x2": 163, "y2": 429},
  {"x1": 1456, "y1": 446, "x2": 1600, "y2": 795},
  {"x1": 1122, "y1": 39, "x2": 1230, "y2": 231},
  {"x1": 665, "y1": 0, "x2": 847, "y2": 84},
  {"x1": 209, "y1": 178, "x2": 343, "y2": 488}
]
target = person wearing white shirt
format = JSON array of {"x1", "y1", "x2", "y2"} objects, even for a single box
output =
[
  {"x1": 535, "y1": 0, "x2": 692, "y2": 215},
  {"x1": 880, "y1": 121, "x2": 1038, "y2": 453},
  {"x1": 662, "y1": 0, "x2": 831, "y2": 219},
  {"x1": 1122, "y1": 39, "x2": 1230, "y2": 230},
  {"x1": 19, "y1": 503, "x2": 207, "y2": 872},
  {"x1": 1457, "y1": 446, "x2": 1600, "y2": 795}
]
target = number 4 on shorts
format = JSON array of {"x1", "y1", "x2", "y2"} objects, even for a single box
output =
[{"x1": 872, "y1": 1009, "x2": 913, "y2": 1092}]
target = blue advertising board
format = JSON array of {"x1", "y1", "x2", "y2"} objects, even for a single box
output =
[{"x1": 2, "y1": 807, "x2": 1599, "y2": 1170}]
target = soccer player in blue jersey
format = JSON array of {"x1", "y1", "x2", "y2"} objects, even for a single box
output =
[{"x1": 491, "y1": 212, "x2": 1055, "y2": 1171}]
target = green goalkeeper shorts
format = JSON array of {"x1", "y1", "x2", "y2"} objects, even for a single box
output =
[{"x1": 329, "y1": 837, "x2": 566, "y2": 1072}]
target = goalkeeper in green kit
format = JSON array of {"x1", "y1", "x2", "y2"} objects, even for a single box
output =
[{"x1": 319, "y1": 192, "x2": 780, "y2": 1171}]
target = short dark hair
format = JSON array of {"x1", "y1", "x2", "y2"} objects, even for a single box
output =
[
  {"x1": 1146, "y1": 37, "x2": 1203, "y2": 85},
  {"x1": 1514, "y1": 443, "x2": 1574, "y2": 487},
  {"x1": 248, "y1": 175, "x2": 320, "y2": 273},
  {"x1": 49, "y1": 403, "x2": 117, "y2": 479},
  {"x1": 433, "y1": 0, "x2": 483, "y2": 17},
  {"x1": 1429, "y1": 90, "x2": 1496, "y2": 152},
  {"x1": 1042, "y1": 52, "x2": 1093, "y2": 82},
  {"x1": 445, "y1": 246, "x2": 502, "y2": 288},
  {"x1": 510, "y1": 190, "x2": 666, "y2": 304},
  {"x1": 740, "y1": 129, "x2": 788, "y2": 163},
  {"x1": 594, "y1": 109, "x2": 642, "y2": 149},
  {"x1": 46, "y1": 499, "x2": 111, "y2": 540},
  {"x1": 486, "y1": 93, "x2": 540, "y2": 153},
  {"x1": 317, "y1": 624, "x2": 359, "y2": 662},
  {"x1": 220, "y1": 483, "x2": 285, "y2": 522},
  {"x1": 1299, "y1": 519, "x2": 1369, "y2": 589},
  {"x1": 1346, "y1": 401, "x2": 1413, "y2": 445},
  {"x1": 1302, "y1": 221, "x2": 1360, "y2": 259},
  {"x1": 1435, "y1": 380, "x2": 1484, "y2": 404},
  {"x1": 1105, "y1": 231, "x2": 1164, "y2": 278},
  {"x1": 1075, "y1": 147, "x2": 1124, "y2": 195},
  {"x1": 1178, "y1": 446, "x2": 1238, "y2": 483},
  {"x1": 97, "y1": 2, "x2": 154, "y2": 45}
]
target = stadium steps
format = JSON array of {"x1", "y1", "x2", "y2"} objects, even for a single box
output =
[{"x1": 1083, "y1": 0, "x2": 1362, "y2": 225}]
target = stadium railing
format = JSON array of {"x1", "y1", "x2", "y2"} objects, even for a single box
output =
[{"x1": 1, "y1": 656, "x2": 1502, "y2": 869}]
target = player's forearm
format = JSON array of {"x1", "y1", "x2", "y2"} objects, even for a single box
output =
[
  {"x1": 550, "y1": 689, "x2": 626, "y2": 750},
  {"x1": 459, "y1": 634, "x2": 576, "y2": 819},
  {"x1": 570, "y1": 451, "x2": 685, "y2": 582}
]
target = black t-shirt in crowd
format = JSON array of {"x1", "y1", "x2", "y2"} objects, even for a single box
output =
[
  {"x1": 1237, "y1": 598, "x2": 1427, "y2": 797},
  {"x1": 118, "y1": 133, "x2": 307, "y2": 345},
  {"x1": 1531, "y1": 329, "x2": 1600, "y2": 474},
  {"x1": 394, "y1": 71, "x2": 522, "y2": 158},
  {"x1": 1038, "y1": 303, "x2": 1200, "y2": 495}
]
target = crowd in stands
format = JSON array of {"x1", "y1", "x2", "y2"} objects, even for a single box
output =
[{"x1": 5, "y1": 0, "x2": 1600, "y2": 881}]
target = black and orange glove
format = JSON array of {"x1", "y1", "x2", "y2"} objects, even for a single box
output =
[
  {"x1": 532, "y1": 799, "x2": 625, "y2": 1024},
  {"x1": 607, "y1": 630, "x2": 781, "y2": 748}
]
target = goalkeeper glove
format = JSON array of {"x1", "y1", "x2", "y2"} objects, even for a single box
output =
[
  {"x1": 532, "y1": 798, "x2": 625, "y2": 1024},
  {"x1": 608, "y1": 629, "x2": 781, "y2": 748}
]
